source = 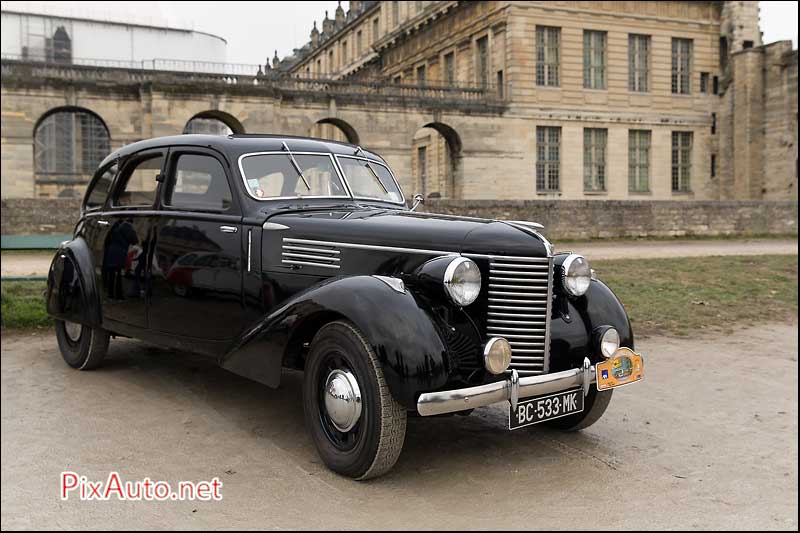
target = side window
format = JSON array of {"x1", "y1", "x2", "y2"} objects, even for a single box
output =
[
  {"x1": 85, "y1": 163, "x2": 117, "y2": 210},
  {"x1": 165, "y1": 154, "x2": 232, "y2": 211},
  {"x1": 114, "y1": 154, "x2": 163, "y2": 207}
]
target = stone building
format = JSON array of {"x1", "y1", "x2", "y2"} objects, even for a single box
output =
[
  {"x1": 284, "y1": 0, "x2": 797, "y2": 201},
  {"x1": 0, "y1": 1, "x2": 796, "y2": 203}
]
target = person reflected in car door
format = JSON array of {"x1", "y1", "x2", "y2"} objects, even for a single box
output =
[{"x1": 102, "y1": 218, "x2": 138, "y2": 300}]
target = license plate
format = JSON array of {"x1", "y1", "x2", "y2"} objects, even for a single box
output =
[
  {"x1": 508, "y1": 389, "x2": 584, "y2": 430},
  {"x1": 596, "y1": 348, "x2": 644, "y2": 391}
]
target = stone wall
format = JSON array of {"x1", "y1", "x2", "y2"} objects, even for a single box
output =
[
  {"x1": 2, "y1": 197, "x2": 796, "y2": 240},
  {"x1": 420, "y1": 199, "x2": 798, "y2": 239}
]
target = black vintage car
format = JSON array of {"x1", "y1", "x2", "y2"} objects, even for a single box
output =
[{"x1": 46, "y1": 134, "x2": 643, "y2": 479}]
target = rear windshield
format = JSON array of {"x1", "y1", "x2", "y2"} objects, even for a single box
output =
[{"x1": 239, "y1": 153, "x2": 348, "y2": 199}]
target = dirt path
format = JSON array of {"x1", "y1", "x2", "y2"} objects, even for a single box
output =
[
  {"x1": 1, "y1": 324, "x2": 797, "y2": 530},
  {"x1": 2, "y1": 238, "x2": 797, "y2": 278}
]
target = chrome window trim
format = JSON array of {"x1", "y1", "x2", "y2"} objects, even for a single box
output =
[
  {"x1": 333, "y1": 154, "x2": 407, "y2": 206},
  {"x1": 237, "y1": 151, "x2": 352, "y2": 201}
]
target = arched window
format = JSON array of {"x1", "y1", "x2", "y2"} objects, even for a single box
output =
[
  {"x1": 184, "y1": 116, "x2": 234, "y2": 136},
  {"x1": 34, "y1": 108, "x2": 110, "y2": 177}
]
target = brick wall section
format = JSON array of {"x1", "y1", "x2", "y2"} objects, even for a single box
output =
[
  {"x1": 420, "y1": 200, "x2": 798, "y2": 239},
  {"x1": 2, "y1": 198, "x2": 797, "y2": 240}
]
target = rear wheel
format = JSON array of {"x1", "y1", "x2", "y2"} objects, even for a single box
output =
[
  {"x1": 547, "y1": 388, "x2": 613, "y2": 431},
  {"x1": 303, "y1": 321, "x2": 406, "y2": 480},
  {"x1": 54, "y1": 320, "x2": 110, "y2": 370}
]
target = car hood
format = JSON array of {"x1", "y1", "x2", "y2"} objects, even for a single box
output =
[{"x1": 264, "y1": 206, "x2": 550, "y2": 258}]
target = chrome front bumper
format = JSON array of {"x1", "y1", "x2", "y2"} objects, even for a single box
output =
[{"x1": 417, "y1": 357, "x2": 596, "y2": 416}]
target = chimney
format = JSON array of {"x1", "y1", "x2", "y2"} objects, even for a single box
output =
[
  {"x1": 310, "y1": 20, "x2": 320, "y2": 47},
  {"x1": 322, "y1": 10, "x2": 333, "y2": 35},
  {"x1": 335, "y1": 1, "x2": 345, "y2": 28},
  {"x1": 272, "y1": 50, "x2": 280, "y2": 68}
]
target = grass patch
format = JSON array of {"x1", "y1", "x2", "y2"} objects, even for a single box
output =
[
  {"x1": 594, "y1": 254, "x2": 798, "y2": 337},
  {"x1": 1, "y1": 280, "x2": 50, "y2": 329}
]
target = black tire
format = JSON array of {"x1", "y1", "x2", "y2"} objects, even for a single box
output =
[
  {"x1": 303, "y1": 321, "x2": 406, "y2": 480},
  {"x1": 547, "y1": 388, "x2": 613, "y2": 431},
  {"x1": 54, "y1": 320, "x2": 111, "y2": 370}
]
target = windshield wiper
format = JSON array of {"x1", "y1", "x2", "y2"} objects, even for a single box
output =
[
  {"x1": 282, "y1": 141, "x2": 311, "y2": 192},
  {"x1": 354, "y1": 146, "x2": 389, "y2": 195}
]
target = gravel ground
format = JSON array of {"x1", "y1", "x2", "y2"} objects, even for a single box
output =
[{"x1": 1, "y1": 323, "x2": 797, "y2": 530}]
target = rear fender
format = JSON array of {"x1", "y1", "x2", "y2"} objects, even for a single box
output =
[
  {"x1": 221, "y1": 276, "x2": 450, "y2": 408},
  {"x1": 45, "y1": 237, "x2": 101, "y2": 326}
]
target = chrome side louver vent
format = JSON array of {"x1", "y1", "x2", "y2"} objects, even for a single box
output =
[
  {"x1": 282, "y1": 238, "x2": 341, "y2": 270},
  {"x1": 485, "y1": 256, "x2": 553, "y2": 376}
]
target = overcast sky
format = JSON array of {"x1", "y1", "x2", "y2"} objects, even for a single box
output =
[{"x1": 4, "y1": 1, "x2": 797, "y2": 65}]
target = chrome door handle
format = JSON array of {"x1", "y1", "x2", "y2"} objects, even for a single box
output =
[
  {"x1": 219, "y1": 225, "x2": 238, "y2": 233},
  {"x1": 97, "y1": 220, "x2": 109, "y2": 226}
]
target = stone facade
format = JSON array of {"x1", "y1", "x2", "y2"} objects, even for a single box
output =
[
  {"x1": 0, "y1": 1, "x2": 797, "y2": 206},
  {"x1": 2, "y1": 196, "x2": 795, "y2": 240}
]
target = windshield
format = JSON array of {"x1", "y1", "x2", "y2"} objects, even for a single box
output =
[
  {"x1": 240, "y1": 153, "x2": 348, "y2": 199},
  {"x1": 336, "y1": 156, "x2": 404, "y2": 204}
]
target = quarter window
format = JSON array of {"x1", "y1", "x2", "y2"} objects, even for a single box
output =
[
  {"x1": 628, "y1": 34, "x2": 650, "y2": 92},
  {"x1": 583, "y1": 128, "x2": 607, "y2": 192},
  {"x1": 114, "y1": 154, "x2": 163, "y2": 207},
  {"x1": 166, "y1": 154, "x2": 232, "y2": 211},
  {"x1": 583, "y1": 30, "x2": 607, "y2": 89},
  {"x1": 536, "y1": 26, "x2": 560, "y2": 87},
  {"x1": 671, "y1": 131, "x2": 693, "y2": 192},
  {"x1": 628, "y1": 130, "x2": 651, "y2": 193},
  {"x1": 85, "y1": 163, "x2": 117, "y2": 210},
  {"x1": 536, "y1": 126, "x2": 560, "y2": 192}
]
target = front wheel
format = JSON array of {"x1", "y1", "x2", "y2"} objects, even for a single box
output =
[
  {"x1": 54, "y1": 320, "x2": 110, "y2": 370},
  {"x1": 547, "y1": 387, "x2": 613, "y2": 431},
  {"x1": 303, "y1": 321, "x2": 407, "y2": 480}
]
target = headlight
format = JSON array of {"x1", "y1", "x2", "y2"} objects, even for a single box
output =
[
  {"x1": 561, "y1": 254, "x2": 591, "y2": 296},
  {"x1": 484, "y1": 337, "x2": 512, "y2": 374},
  {"x1": 599, "y1": 327, "x2": 620, "y2": 359},
  {"x1": 443, "y1": 257, "x2": 481, "y2": 306}
]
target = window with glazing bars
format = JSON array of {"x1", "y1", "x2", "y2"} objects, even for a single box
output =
[
  {"x1": 444, "y1": 52, "x2": 455, "y2": 84},
  {"x1": 628, "y1": 34, "x2": 650, "y2": 92},
  {"x1": 628, "y1": 130, "x2": 651, "y2": 192},
  {"x1": 536, "y1": 26, "x2": 560, "y2": 87},
  {"x1": 536, "y1": 126, "x2": 560, "y2": 192},
  {"x1": 672, "y1": 38, "x2": 692, "y2": 94},
  {"x1": 476, "y1": 36, "x2": 489, "y2": 87},
  {"x1": 583, "y1": 128, "x2": 607, "y2": 192},
  {"x1": 583, "y1": 30, "x2": 606, "y2": 89},
  {"x1": 671, "y1": 131, "x2": 693, "y2": 192}
]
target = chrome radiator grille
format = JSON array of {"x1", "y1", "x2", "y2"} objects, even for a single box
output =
[{"x1": 486, "y1": 256, "x2": 553, "y2": 376}]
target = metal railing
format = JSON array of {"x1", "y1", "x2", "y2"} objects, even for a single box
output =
[{"x1": 1, "y1": 54, "x2": 509, "y2": 105}]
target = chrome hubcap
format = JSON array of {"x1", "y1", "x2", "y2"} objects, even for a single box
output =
[
  {"x1": 323, "y1": 369, "x2": 362, "y2": 432},
  {"x1": 64, "y1": 321, "x2": 82, "y2": 342}
]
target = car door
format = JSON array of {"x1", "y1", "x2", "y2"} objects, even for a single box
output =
[
  {"x1": 148, "y1": 147, "x2": 244, "y2": 342},
  {"x1": 89, "y1": 148, "x2": 166, "y2": 330}
]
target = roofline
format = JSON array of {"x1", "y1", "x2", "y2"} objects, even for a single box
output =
[{"x1": 0, "y1": 8, "x2": 228, "y2": 44}]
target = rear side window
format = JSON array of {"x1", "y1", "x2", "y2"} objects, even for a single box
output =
[
  {"x1": 85, "y1": 163, "x2": 117, "y2": 210},
  {"x1": 165, "y1": 154, "x2": 232, "y2": 211},
  {"x1": 114, "y1": 154, "x2": 163, "y2": 207}
]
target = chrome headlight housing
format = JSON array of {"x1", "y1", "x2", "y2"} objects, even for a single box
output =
[
  {"x1": 561, "y1": 254, "x2": 591, "y2": 297},
  {"x1": 443, "y1": 257, "x2": 481, "y2": 306},
  {"x1": 599, "y1": 327, "x2": 620, "y2": 359}
]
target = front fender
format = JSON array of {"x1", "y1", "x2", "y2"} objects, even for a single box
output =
[
  {"x1": 549, "y1": 279, "x2": 634, "y2": 372},
  {"x1": 221, "y1": 276, "x2": 450, "y2": 409},
  {"x1": 46, "y1": 237, "x2": 101, "y2": 326}
]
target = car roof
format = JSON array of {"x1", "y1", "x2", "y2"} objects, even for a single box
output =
[{"x1": 99, "y1": 134, "x2": 387, "y2": 167}]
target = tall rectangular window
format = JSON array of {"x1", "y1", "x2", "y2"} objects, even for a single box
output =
[
  {"x1": 671, "y1": 131, "x2": 693, "y2": 192},
  {"x1": 443, "y1": 52, "x2": 455, "y2": 84},
  {"x1": 536, "y1": 126, "x2": 561, "y2": 192},
  {"x1": 536, "y1": 26, "x2": 560, "y2": 87},
  {"x1": 672, "y1": 38, "x2": 692, "y2": 94},
  {"x1": 392, "y1": 1, "x2": 399, "y2": 26},
  {"x1": 416, "y1": 64, "x2": 426, "y2": 85},
  {"x1": 583, "y1": 30, "x2": 607, "y2": 89},
  {"x1": 628, "y1": 130, "x2": 651, "y2": 192},
  {"x1": 628, "y1": 34, "x2": 650, "y2": 92},
  {"x1": 476, "y1": 36, "x2": 489, "y2": 87},
  {"x1": 711, "y1": 154, "x2": 716, "y2": 178},
  {"x1": 497, "y1": 70, "x2": 504, "y2": 98},
  {"x1": 342, "y1": 41, "x2": 348, "y2": 64},
  {"x1": 700, "y1": 72, "x2": 709, "y2": 93},
  {"x1": 356, "y1": 31, "x2": 362, "y2": 54},
  {"x1": 373, "y1": 18, "x2": 380, "y2": 43},
  {"x1": 583, "y1": 128, "x2": 607, "y2": 192},
  {"x1": 417, "y1": 145, "x2": 427, "y2": 195}
]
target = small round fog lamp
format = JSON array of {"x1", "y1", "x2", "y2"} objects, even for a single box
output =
[{"x1": 484, "y1": 337, "x2": 512, "y2": 375}]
